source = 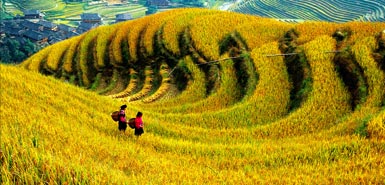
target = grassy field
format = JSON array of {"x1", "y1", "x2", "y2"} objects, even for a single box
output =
[
  {"x1": 1, "y1": 8, "x2": 385, "y2": 184},
  {"x1": 2, "y1": 0, "x2": 147, "y2": 26},
  {"x1": 7, "y1": 0, "x2": 59, "y2": 10},
  {"x1": 229, "y1": 0, "x2": 385, "y2": 22}
]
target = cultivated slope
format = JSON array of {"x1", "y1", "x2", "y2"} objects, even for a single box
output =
[
  {"x1": 229, "y1": 0, "x2": 385, "y2": 22},
  {"x1": 2, "y1": 9, "x2": 385, "y2": 184},
  {"x1": 2, "y1": 63, "x2": 385, "y2": 183}
]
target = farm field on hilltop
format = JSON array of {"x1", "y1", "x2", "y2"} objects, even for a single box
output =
[
  {"x1": 1, "y1": 8, "x2": 385, "y2": 184},
  {"x1": 1, "y1": 0, "x2": 147, "y2": 25},
  {"x1": 228, "y1": 0, "x2": 385, "y2": 22}
]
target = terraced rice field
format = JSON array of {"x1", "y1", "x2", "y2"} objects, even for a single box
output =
[
  {"x1": 1, "y1": 8, "x2": 385, "y2": 184},
  {"x1": 1, "y1": 0, "x2": 147, "y2": 25},
  {"x1": 229, "y1": 0, "x2": 385, "y2": 22}
]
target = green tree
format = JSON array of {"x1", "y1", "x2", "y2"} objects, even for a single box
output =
[
  {"x1": 0, "y1": 37, "x2": 39, "y2": 64},
  {"x1": 23, "y1": 39, "x2": 38, "y2": 56},
  {"x1": 146, "y1": 5, "x2": 158, "y2": 15},
  {"x1": 0, "y1": 46, "x2": 12, "y2": 63}
]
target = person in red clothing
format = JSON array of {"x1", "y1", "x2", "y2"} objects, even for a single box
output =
[
  {"x1": 118, "y1": 105, "x2": 128, "y2": 133},
  {"x1": 134, "y1": 112, "x2": 144, "y2": 137}
]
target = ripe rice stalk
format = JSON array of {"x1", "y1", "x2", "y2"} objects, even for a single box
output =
[
  {"x1": 161, "y1": 9, "x2": 216, "y2": 55},
  {"x1": 110, "y1": 68, "x2": 138, "y2": 98},
  {"x1": 110, "y1": 21, "x2": 133, "y2": 66},
  {"x1": 62, "y1": 35, "x2": 85, "y2": 74},
  {"x1": 96, "y1": 24, "x2": 119, "y2": 69},
  {"x1": 142, "y1": 63, "x2": 172, "y2": 103},
  {"x1": 78, "y1": 28, "x2": 100, "y2": 87},
  {"x1": 125, "y1": 66, "x2": 154, "y2": 101},
  {"x1": 28, "y1": 45, "x2": 53, "y2": 72},
  {"x1": 367, "y1": 110, "x2": 385, "y2": 140},
  {"x1": 46, "y1": 40, "x2": 71, "y2": 72},
  {"x1": 254, "y1": 36, "x2": 351, "y2": 138}
]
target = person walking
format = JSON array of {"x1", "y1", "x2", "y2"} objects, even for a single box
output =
[
  {"x1": 134, "y1": 112, "x2": 144, "y2": 137},
  {"x1": 118, "y1": 105, "x2": 128, "y2": 134}
]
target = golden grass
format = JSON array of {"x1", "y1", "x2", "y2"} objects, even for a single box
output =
[
  {"x1": 2, "y1": 61, "x2": 385, "y2": 184},
  {"x1": 1, "y1": 65, "x2": 384, "y2": 183},
  {"x1": 3, "y1": 8, "x2": 385, "y2": 184}
]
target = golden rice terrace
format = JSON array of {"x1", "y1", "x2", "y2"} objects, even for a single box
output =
[{"x1": 1, "y1": 8, "x2": 385, "y2": 184}]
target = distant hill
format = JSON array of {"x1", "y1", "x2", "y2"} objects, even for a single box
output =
[
  {"x1": 228, "y1": 0, "x2": 385, "y2": 22},
  {"x1": 4, "y1": 0, "x2": 58, "y2": 10},
  {"x1": 1, "y1": 0, "x2": 147, "y2": 25}
]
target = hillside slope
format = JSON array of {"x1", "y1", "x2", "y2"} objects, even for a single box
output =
[
  {"x1": 2, "y1": 63, "x2": 385, "y2": 183},
  {"x1": 2, "y1": 9, "x2": 385, "y2": 184},
  {"x1": 2, "y1": 0, "x2": 146, "y2": 25},
  {"x1": 229, "y1": 0, "x2": 385, "y2": 22},
  {"x1": 2, "y1": 60, "x2": 385, "y2": 184}
]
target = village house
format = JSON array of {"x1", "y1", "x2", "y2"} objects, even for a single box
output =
[
  {"x1": 37, "y1": 20, "x2": 58, "y2": 31},
  {"x1": 80, "y1": 13, "x2": 102, "y2": 24},
  {"x1": 146, "y1": 0, "x2": 170, "y2": 7},
  {"x1": 1, "y1": 18, "x2": 78, "y2": 45},
  {"x1": 58, "y1": 24, "x2": 76, "y2": 33},
  {"x1": 57, "y1": 24, "x2": 79, "y2": 39},
  {"x1": 77, "y1": 13, "x2": 102, "y2": 33},
  {"x1": 21, "y1": 20, "x2": 44, "y2": 31},
  {"x1": 77, "y1": 22, "x2": 100, "y2": 33},
  {"x1": 22, "y1": 10, "x2": 45, "y2": 21},
  {"x1": 1, "y1": 20, "x2": 25, "y2": 36},
  {"x1": 115, "y1": 13, "x2": 133, "y2": 23},
  {"x1": 0, "y1": 8, "x2": 141, "y2": 63},
  {"x1": 23, "y1": 30, "x2": 48, "y2": 44},
  {"x1": 1, "y1": 9, "x2": 136, "y2": 47}
]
